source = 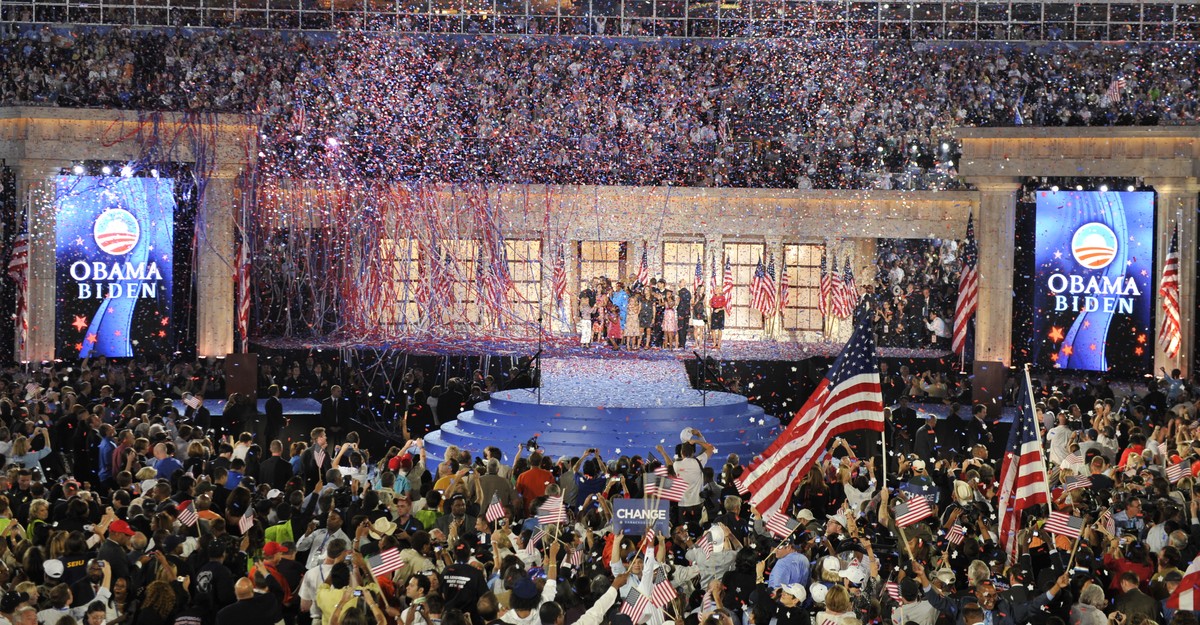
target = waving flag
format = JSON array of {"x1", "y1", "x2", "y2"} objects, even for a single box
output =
[
  {"x1": 238, "y1": 511, "x2": 254, "y2": 534},
  {"x1": 1044, "y1": 511, "x2": 1084, "y2": 539},
  {"x1": 537, "y1": 495, "x2": 567, "y2": 525},
  {"x1": 945, "y1": 522, "x2": 966, "y2": 546},
  {"x1": 764, "y1": 511, "x2": 800, "y2": 538},
  {"x1": 645, "y1": 476, "x2": 688, "y2": 502},
  {"x1": 742, "y1": 305, "x2": 884, "y2": 516},
  {"x1": 177, "y1": 500, "x2": 199, "y2": 527},
  {"x1": 1168, "y1": 554, "x2": 1200, "y2": 611},
  {"x1": 953, "y1": 212, "x2": 978, "y2": 355},
  {"x1": 827, "y1": 253, "x2": 844, "y2": 318},
  {"x1": 750, "y1": 258, "x2": 773, "y2": 316},
  {"x1": 997, "y1": 366, "x2": 1050, "y2": 564},
  {"x1": 620, "y1": 588, "x2": 651, "y2": 622},
  {"x1": 485, "y1": 493, "x2": 507, "y2": 523},
  {"x1": 894, "y1": 495, "x2": 933, "y2": 527},
  {"x1": 831, "y1": 257, "x2": 857, "y2": 319},
  {"x1": 694, "y1": 257, "x2": 704, "y2": 295},
  {"x1": 650, "y1": 567, "x2": 677, "y2": 608},
  {"x1": 369, "y1": 547, "x2": 405, "y2": 578},
  {"x1": 1168, "y1": 461, "x2": 1189, "y2": 484},
  {"x1": 1158, "y1": 222, "x2": 1181, "y2": 358}
]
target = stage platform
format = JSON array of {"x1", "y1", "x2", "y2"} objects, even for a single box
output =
[
  {"x1": 423, "y1": 357, "x2": 779, "y2": 463},
  {"x1": 170, "y1": 397, "x2": 322, "y2": 417}
]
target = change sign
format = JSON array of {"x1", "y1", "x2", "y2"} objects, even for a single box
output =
[{"x1": 612, "y1": 498, "x2": 670, "y2": 535}]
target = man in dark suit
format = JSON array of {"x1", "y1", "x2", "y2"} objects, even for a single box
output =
[
  {"x1": 264, "y1": 385, "x2": 284, "y2": 444},
  {"x1": 320, "y1": 386, "x2": 352, "y2": 443},
  {"x1": 1115, "y1": 571, "x2": 1160, "y2": 623},
  {"x1": 299, "y1": 428, "x2": 331, "y2": 490},
  {"x1": 97, "y1": 520, "x2": 136, "y2": 587},
  {"x1": 258, "y1": 440, "x2": 293, "y2": 490},
  {"x1": 676, "y1": 280, "x2": 692, "y2": 349}
]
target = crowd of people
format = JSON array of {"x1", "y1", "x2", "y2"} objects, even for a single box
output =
[
  {"x1": 868, "y1": 240, "x2": 963, "y2": 350},
  {"x1": 0, "y1": 26, "x2": 1197, "y2": 188},
  {"x1": 3, "y1": 351, "x2": 1200, "y2": 625}
]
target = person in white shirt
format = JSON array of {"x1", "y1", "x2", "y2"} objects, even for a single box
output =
[
  {"x1": 296, "y1": 509, "x2": 352, "y2": 569},
  {"x1": 656, "y1": 429, "x2": 714, "y2": 534},
  {"x1": 1045, "y1": 412, "x2": 1073, "y2": 465},
  {"x1": 299, "y1": 539, "x2": 347, "y2": 625},
  {"x1": 924, "y1": 310, "x2": 950, "y2": 349}
]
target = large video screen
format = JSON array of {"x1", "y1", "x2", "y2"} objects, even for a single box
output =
[
  {"x1": 1031, "y1": 190, "x2": 1155, "y2": 375},
  {"x1": 55, "y1": 176, "x2": 177, "y2": 358}
]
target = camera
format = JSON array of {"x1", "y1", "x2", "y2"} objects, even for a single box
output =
[
  {"x1": 526, "y1": 437, "x2": 539, "y2": 451},
  {"x1": 353, "y1": 590, "x2": 363, "y2": 597}
]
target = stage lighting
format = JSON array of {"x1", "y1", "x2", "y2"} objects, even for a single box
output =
[
  {"x1": 1099, "y1": 184, "x2": 1108, "y2": 192},
  {"x1": 72, "y1": 165, "x2": 84, "y2": 175},
  {"x1": 1127, "y1": 185, "x2": 1136, "y2": 192},
  {"x1": 101, "y1": 166, "x2": 112, "y2": 175},
  {"x1": 1075, "y1": 185, "x2": 1083, "y2": 191},
  {"x1": 941, "y1": 142, "x2": 950, "y2": 152},
  {"x1": 1050, "y1": 185, "x2": 1059, "y2": 192},
  {"x1": 150, "y1": 169, "x2": 159, "y2": 178},
  {"x1": 121, "y1": 165, "x2": 134, "y2": 177}
]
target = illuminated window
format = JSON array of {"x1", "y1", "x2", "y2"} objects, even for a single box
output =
[
  {"x1": 782, "y1": 244, "x2": 823, "y2": 332},
  {"x1": 722, "y1": 241, "x2": 765, "y2": 328},
  {"x1": 378, "y1": 238, "x2": 421, "y2": 325},
  {"x1": 661, "y1": 241, "x2": 705, "y2": 291},
  {"x1": 505, "y1": 239, "x2": 542, "y2": 324},
  {"x1": 577, "y1": 241, "x2": 626, "y2": 289}
]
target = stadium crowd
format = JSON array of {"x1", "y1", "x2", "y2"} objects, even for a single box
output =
[
  {"x1": 0, "y1": 27, "x2": 1197, "y2": 188},
  {"x1": 2, "y1": 353, "x2": 1200, "y2": 625},
  {"x1": 868, "y1": 240, "x2": 962, "y2": 350}
]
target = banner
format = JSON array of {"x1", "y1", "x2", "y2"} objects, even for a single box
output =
[
  {"x1": 1032, "y1": 190, "x2": 1154, "y2": 375},
  {"x1": 55, "y1": 175, "x2": 177, "y2": 358},
  {"x1": 611, "y1": 498, "x2": 670, "y2": 536}
]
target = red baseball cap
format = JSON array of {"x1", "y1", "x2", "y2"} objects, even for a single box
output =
[
  {"x1": 263, "y1": 542, "x2": 289, "y2": 556},
  {"x1": 108, "y1": 520, "x2": 135, "y2": 536}
]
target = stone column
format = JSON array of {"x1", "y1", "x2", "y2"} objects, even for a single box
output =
[
  {"x1": 195, "y1": 168, "x2": 239, "y2": 358},
  {"x1": 14, "y1": 160, "x2": 60, "y2": 362},
  {"x1": 968, "y1": 178, "x2": 1022, "y2": 410},
  {"x1": 1146, "y1": 177, "x2": 1200, "y2": 376}
]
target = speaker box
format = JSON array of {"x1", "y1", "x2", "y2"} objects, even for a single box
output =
[{"x1": 224, "y1": 353, "x2": 259, "y2": 400}]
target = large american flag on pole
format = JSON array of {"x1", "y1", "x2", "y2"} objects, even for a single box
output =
[
  {"x1": 818, "y1": 250, "x2": 830, "y2": 317},
  {"x1": 952, "y1": 212, "x2": 978, "y2": 355},
  {"x1": 6, "y1": 230, "x2": 29, "y2": 358},
  {"x1": 827, "y1": 253, "x2": 844, "y2": 318},
  {"x1": 750, "y1": 257, "x2": 773, "y2": 316},
  {"x1": 830, "y1": 257, "x2": 857, "y2": 319},
  {"x1": 551, "y1": 245, "x2": 567, "y2": 306},
  {"x1": 1167, "y1": 553, "x2": 1200, "y2": 611},
  {"x1": 236, "y1": 230, "x2": 251, "y2": 354},
  {"x1": 1158, "y1": 222, "x2": 1181, "y2": 359},
  {"x1": 742, "y1": 305, "x2": 884, "y2": 516},
  {"x1": 997, "y1": 366, "x2": 1050, "y2": 564},
  {"x1": 636, "y1": 247, "x2": 649, "y2": 289},
  {"x1": 766, "y1": 255, "x2": 778, "y2": 314},
  {"x1": 778, "y1": 259, "x2": 790, "y2": 313},
  {"x1": 722, "y1": 255, "x2": 734, "y2": 302},
  {"x1": 693, "y1": 256, "x2": 704, "y2": 295}
]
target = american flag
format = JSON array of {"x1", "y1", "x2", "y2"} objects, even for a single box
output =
[
  {"x1": 732, "y1": 477, "x2": 749, "y2": 495},
  {"x1": 952, "y1": 212, "x2": 978, "y2": 355},
  {"x1": 694, "y1": 530, "x2": 714, "y2": 555},
  {"x1": 830, "y1": 257, "x2": 857, "y2": 319},
  {"x1": 1168, "y1": 461, "x2": 1190, "y2": 484},
  {"x1": 538, "y1": 495, "x2": 567, "y2": 525},
  {"x1": 636, "y1": 248, "x2": 649, "y2": 288},
  {"x1": 694, "y1": 257, "x2": 704, "y2": 295},
  {"x1": 764, "y1": 511, "x2": 800, "y2": 538},
  {"x1": 884, "y1": 582, "x2": 902, "y2": 601},
  {"x1": 722, "y1": 255, "x2": 734, "y2": 302},
  {"x1": 818, "y1": 250, "x2": 831, "y2": 317},
  {"x1": 551, "y1": 246, "x2": 567, "y2": 306},
  {"x1": 567, "y1": 547, "x2": 584, "y2": 568},
  {"x1": 314, "y1": 448, "x2": 327, "y2": 469},
  {"x1": 1167, "y1": 553, "x2": 1200, "y2": 611},
  {"x1": 1044, "y1": 511, "x2": 1084, "y2": 539},
  {"x1": 177, "y1": 500, "x2": 199, "y2": 527},
  {"x1": 1062, "y1": 450, "x2": 1082, "y2": 467},
  {"x1": 1062, "y1": 475, "x2": 1092, "y2": 493},
  {"x1": 650, "y1": 568, "x2": 677, "y2": 608},
  {"x1": 827, "y1": 254, "x2": 845, "y2": 318},
  {"x1": 368, "y1": 547, "x2": 405, "y2": 578},
  {"x1": 894, "y1": 495, "x2": 933, "y2": 527},
  {"x1": 644, "y1": 476, "x2": 688, "y2": 502},
  {"x1": 1098, "y1": 508, "x2": 1116, "y2": 536},
  {"x1": 750, "y1": 257, "x2": 774, "y2": 316},
  {"x1": 652, "y1": 465, "x2": 670, "y2": 478},
  {"x1": 236, "y1": 231, "x2": 251, "y2": 353},
  {"x1": 778, "y1": 260, "x2": 790, "y2": 312},
  {"x1": 946, "y1": 522, "x2": 966, "y2": 545},
  {"x1": 6, "y1": 230, "x2": 29, "y2": 358},
  {"x1": 620, "y1": 587, "x2": 652, "y2": 621},
  {"x1": 997, "y1": 367, "x2": 1051, "y2": 564},
  {"x1": 765, "y1": 255, "x2": 779, "y2": 313},
  {"x1": 1158, "y1": 222, "x2": 1181, "y2": 358},
  {"x1": 184, "y1": 395, "x2": 202, "y2": 409},
  {"x1": 1106, "y1": 76, "x2": 1126, "y2": 104},
  {"x1": 238, "y1": 510, "x2": 254, "y2": 534},
  {"x1": 742, "y1": 306, "x2": 884, "y2": 516},
  {"x1": 485, "y1": 493, "x2": 507, "y2": 523}
]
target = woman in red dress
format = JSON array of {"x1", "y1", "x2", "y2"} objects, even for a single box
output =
[{"x1": 709, "y1": 291, "x2": 727, "y2": 349}]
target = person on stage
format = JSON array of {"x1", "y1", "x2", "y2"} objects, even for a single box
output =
[
  {"x1": 691, "y1": 285, "x2": 707, "y2": 347},
  {"x1": 709, "y1": 289, "x2": 727, "y2": 350},
  {"x1": 676, "y1": 279, "x2": 692, "y2": 348}
]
